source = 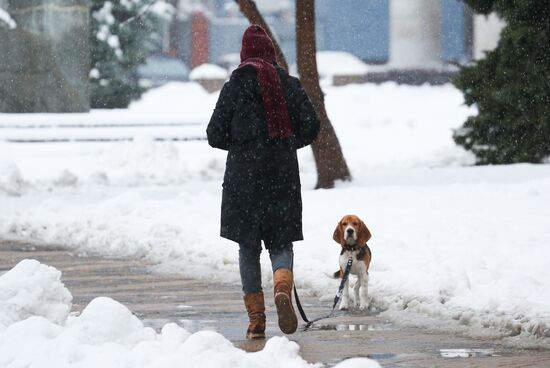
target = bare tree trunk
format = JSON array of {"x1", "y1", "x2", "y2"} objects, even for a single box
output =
[
  {"x1": 235, "y1": 0, "x2": 351, "y2": 188},
  {"x1": 234, "y1": 0, "x2": 289, "y2": 71},
  {"x1": 296, "y1": 0, "x2": 351, "y2": 188},
  {"x1": 167, "y1": 0, "x2": 180, "y2": 57}
]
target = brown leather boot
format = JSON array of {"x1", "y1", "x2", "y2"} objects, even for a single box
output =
[
  {"x1": 273, "y1": 268, "x2": 298, "y2": 334},
  {"x1": 243, "y1": 291, "x2": 266, "y2": 339}
]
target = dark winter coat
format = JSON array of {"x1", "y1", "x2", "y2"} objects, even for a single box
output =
[{"x1": 207, "y1": 65, "x2": 320, "y2": 248}]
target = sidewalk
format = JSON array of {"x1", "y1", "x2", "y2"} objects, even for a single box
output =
[{"x1": 1, "y1": 240, "x2": 549, "y2": 367}]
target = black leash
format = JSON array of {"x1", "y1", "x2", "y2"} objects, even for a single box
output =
[{"x1": 293, "y1": 256, "x2": 354, "y2": 325}]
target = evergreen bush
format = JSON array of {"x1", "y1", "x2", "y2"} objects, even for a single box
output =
[
  {"x1": 90, "y1": 1, "x2": 173, "y2": 108},
  {"x1": 453, "y1": 0, "x2": 550, "y2": 164}
]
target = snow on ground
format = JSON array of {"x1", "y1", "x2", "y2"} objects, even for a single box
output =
[
  {"x1": 0, "y1": 161, "x2": 25, "y2": 196},
  {"x1": 290, "y1": 51, "x2": 369, "y2": 83},
  {"x1": 190, "y1": 63, "x2": 229, "y2": 80},
  {"x1": 315, "y1": 51, "x2": 370, "y2": 78},
  {"x1": 0, "y1": 260, "x2": 379, "y2": 368},
  {"x1": 1, "y1": 81, "x2": 550, "y2": 348},
  {"x1": 0, "y1": 82, "x2": 215, "y2": 128},
  {"x1": 0, "y1": 259, "x2": 71, "y2": 329}
]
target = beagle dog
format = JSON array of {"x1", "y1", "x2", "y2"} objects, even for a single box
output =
[{"x1": 332, "y1": 215, "x2": 372, "y2": 310}]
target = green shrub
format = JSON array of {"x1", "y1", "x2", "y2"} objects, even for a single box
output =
[
  {"x1": 453, "y1": 0, "x2": 550, "y2": 164},
  {"x1": 90, "y1": 1, "x2": 172, "y2": 108}
]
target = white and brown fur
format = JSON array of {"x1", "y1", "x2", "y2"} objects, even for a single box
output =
[{"x1": 332, "y1": 215, "x2": 372, "y2": 310}]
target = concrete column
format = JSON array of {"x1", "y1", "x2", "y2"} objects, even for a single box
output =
[
  {"x1": 190, "y1": 11, "x2": 209, "y2": 68},
  {"x1": 389, "y1": 0, "x2": 442, "y2": 68}
]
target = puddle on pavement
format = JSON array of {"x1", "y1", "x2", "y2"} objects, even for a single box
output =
[
  {"x1": 143, "y1": 317, "x2": 247, "y2": 341},
  {"x1": 368, "y1": 353, "x2": 398, "y2": 360},
  {"x1": 178, "y1": 319, "x2": 218, "y2": 332},
  {"x1": 176, "y1": 304, "x2": 193, "y2": 309},
  {"x1": 303, "y1": 323, "x2": 385, "y2": 332},
  {"x1": 440, "y1": 348, "x2": 498, "y2": 358},
  {"x1": 235, "y1": 339, "x2": 267, "y2": 353},
  {"x1": 143, "y1": 318, "x2": 219, "y2": 333}
]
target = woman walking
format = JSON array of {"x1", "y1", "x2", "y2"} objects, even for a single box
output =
[{"x1": 207, "y1": 25, "x2": 320, "y2": 338}]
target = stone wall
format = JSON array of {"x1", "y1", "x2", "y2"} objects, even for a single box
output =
[{"x1": 0, "y1": 0, "x2": 90, "y2": 113}]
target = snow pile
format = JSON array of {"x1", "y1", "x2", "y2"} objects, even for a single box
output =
[
  {"x1": 290, "y1": 51, "x2": 370, "y2": 84},
  {"x1": 323, "y1": 82, "x2": 476, "y2": 169},
  {"x1": 0, "y1": 82, "x2": 216, "y2": 130},
  {"x1": 98, "y1": 136, "x2": 227, "y2": 186},
  {"x1": 53, "y1": 170, "x2": 79, "y2": 187},
  {"x1": 189, "y1": 63, "x2": 228, "y2": 80},
  {"x1": 334, "y1": 358, "x2": 381, "y2": 368},
  {"x1": 149, "y1": 0, "x2": 175, "y2": 20},
  {"x1": 128, "y1": 81, "x2": 215, "y2": 123},
  {"x1": 97, "y1": 135, "x2": 187, "y2": 186},
  {"x1": 0, "y1": 261, "x2": 379, "y2": 368},
  {"x1": 0, "y1": 161, "x2": 26, "y2": 196},
  {"x1": 316, "y1": 51, "x2": 369, "y2": 79},
  {"x1": 0, "y1": 259, "x2": 72, "y2": 330}
]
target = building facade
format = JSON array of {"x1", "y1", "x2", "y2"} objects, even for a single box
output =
[{"x1": 173, "y1": 0, "x2": 502, "y2": 71}]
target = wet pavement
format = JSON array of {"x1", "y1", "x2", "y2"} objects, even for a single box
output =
[{"x1": 2, "y1": 240, "x2": 550, "y2": 367}]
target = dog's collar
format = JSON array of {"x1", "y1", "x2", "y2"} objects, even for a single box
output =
[
  {"x1": 341, "y1": 243, "x2": 360, "y2": 252},
  {"x1": 340, "y1": 243, "x2": 370, "y2": 260}
]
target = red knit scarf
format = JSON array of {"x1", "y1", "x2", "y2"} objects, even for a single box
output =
[{"x1": 238, "y1": 25, "x2": 292, "y2": 139}]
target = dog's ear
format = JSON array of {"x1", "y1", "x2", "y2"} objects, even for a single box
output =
[
  {"x1": 333, "y1": 221, "x2": 344, "y2": 244},
  {"x1": 357, "y1": 219, "x2": 372, "y2": 246}
]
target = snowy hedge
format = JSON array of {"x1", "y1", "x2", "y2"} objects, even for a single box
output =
[{"x1": 90, "y1": 0, "x2": 173, "y2": 108}]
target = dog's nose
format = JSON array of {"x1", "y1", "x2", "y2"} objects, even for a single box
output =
[{"x1": 346, "y1": 228, "x2": 354, "y2": 236}]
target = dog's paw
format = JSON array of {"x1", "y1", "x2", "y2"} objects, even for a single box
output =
[
  {"x1": 359, "y1": 304, "x2": 369, "y2": 311},
  {"x1": 339, "y1": 302, "x2": 349, "y2": 311}
]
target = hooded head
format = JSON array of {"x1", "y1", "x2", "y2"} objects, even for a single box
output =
[{"x1": 240, "y1": 25, "x2": 276, "y2": 62}]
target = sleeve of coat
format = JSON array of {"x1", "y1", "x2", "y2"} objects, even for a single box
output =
[
  {"x1": 207, "y1": 81, "x2": 235, "y2": 150},
  {"x1": 293, "y1": 83, "x2": 320, "y2": 149}
]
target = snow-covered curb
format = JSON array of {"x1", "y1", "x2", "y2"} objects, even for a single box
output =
[
  {"x1": 0, "y1": 260, "x2": 380, "y2": 368},
  {"x1": 190, "y1": 63, "x2": 228, "y2": 80}
]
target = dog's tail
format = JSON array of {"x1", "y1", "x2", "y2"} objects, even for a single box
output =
[{"x1": 332, "y1": 269, "x2": 342, "y2": 279}]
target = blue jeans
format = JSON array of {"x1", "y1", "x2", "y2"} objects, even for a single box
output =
[{"x1": 239, "y1": 242, "x2": 293, "y2": 294}]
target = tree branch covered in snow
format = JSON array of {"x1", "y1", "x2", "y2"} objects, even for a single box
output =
[
  {"x1": 0, "y1": 7, "x2": 16, "y2": 29},
  {"x1": 91, "y1": 0, "x2": 174, "y2": 108}
]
